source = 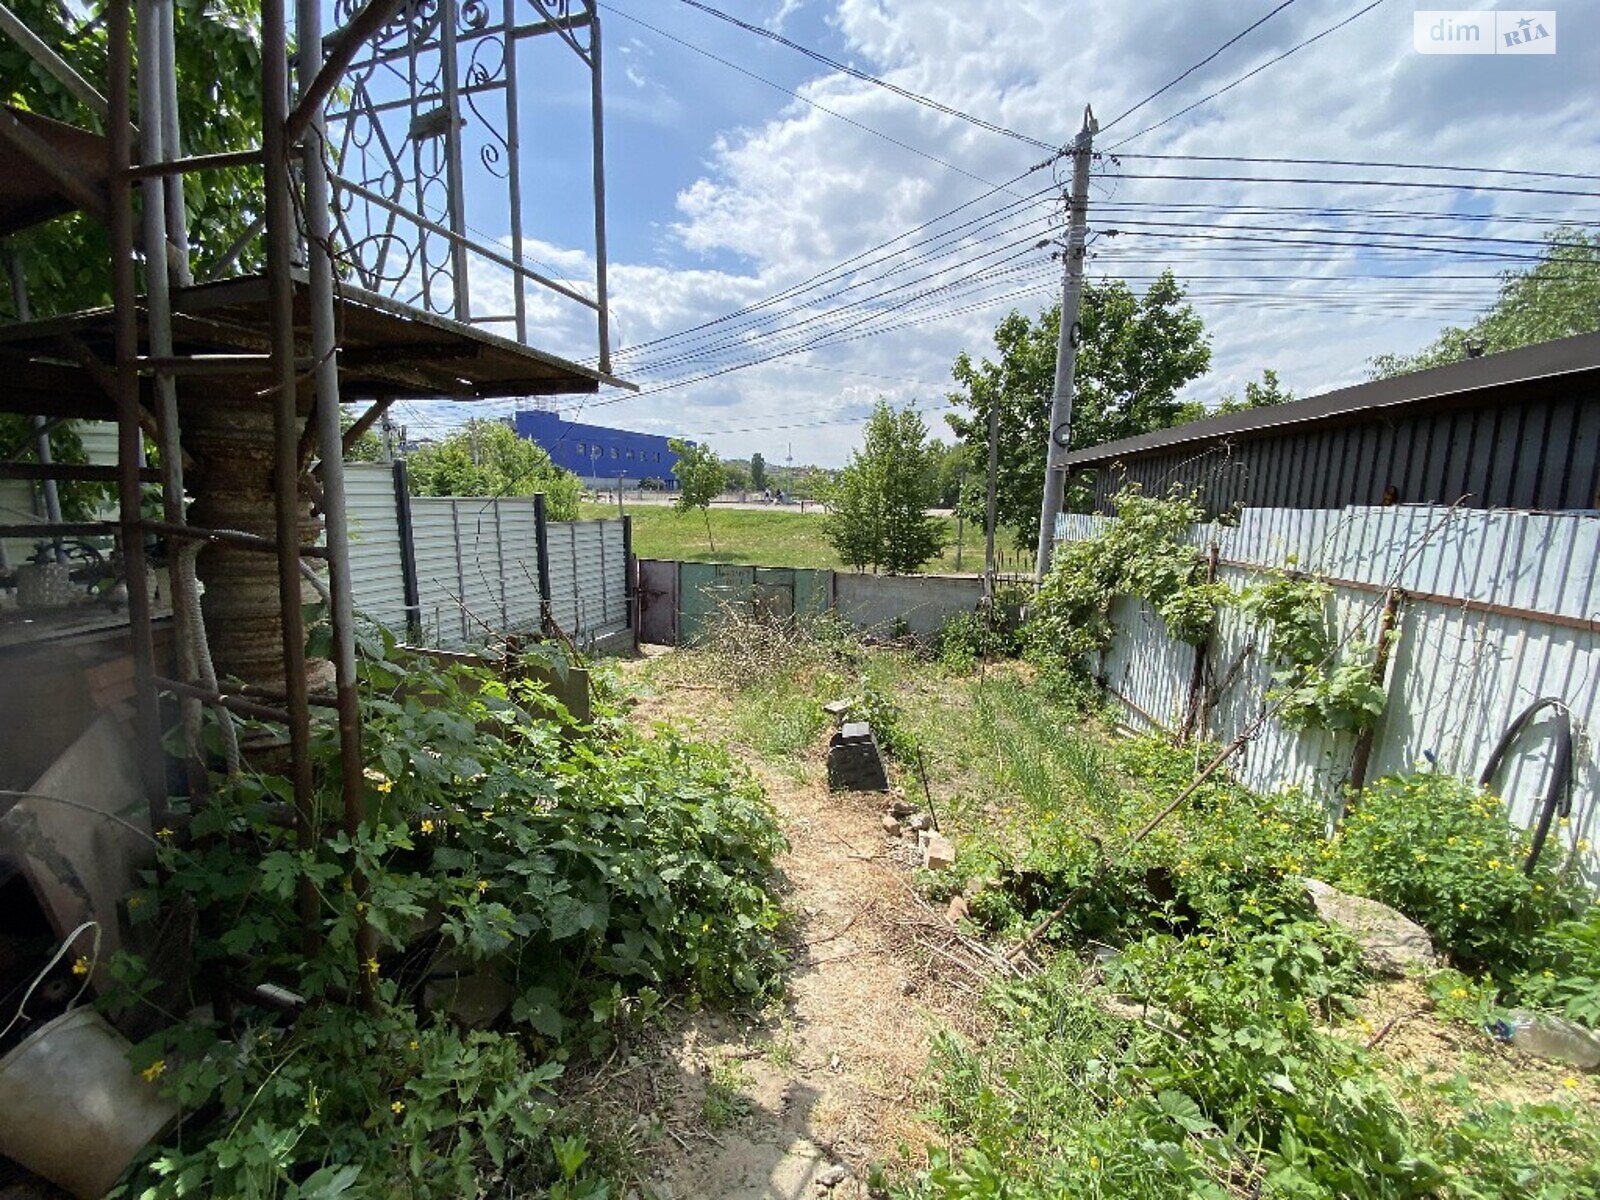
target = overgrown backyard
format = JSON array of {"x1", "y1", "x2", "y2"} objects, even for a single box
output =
[
  {"x1": 83, "y1": 518, "x2": 1600, "y2": 1198},
  {"x1": 622, "y1": 611, "x2": 1600, "y2": 1199}
]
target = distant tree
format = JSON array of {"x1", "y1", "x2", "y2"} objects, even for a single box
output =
[
  {"x1": 340, "y1": 411, "x2": 385, "y2": 463},
  {"x1": 749, "y1": 452, "x2": 768, "y2": 491},
  {"x1": 926, "y1": 438, "x2": 972, "y2": 508},
  {"x1": 670, "y1": 438, "x2": 726, "y2": 553},
  {"x1": 407, "y1": 421, "x2": 580, "y2": 518},
  {"x1": 945, "y1": 272, "x2": 1210, "y2": 544},
  {"x1": 1370, "y1": 229, "x2": 1600, "y2": 378},
  {"x1": 1174, "y1": 368, "x2": 1295, "y2": 424},
  {"x1": 823, "y1": 401, "x2": 945, "y2": 573},
  {"x1": 723, "y1": 463, "x2": 749, "y2": 493}
]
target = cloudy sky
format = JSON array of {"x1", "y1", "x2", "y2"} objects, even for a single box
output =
[{"x1": 378, "y1": 1, "x2": 1600, "y2": 465}]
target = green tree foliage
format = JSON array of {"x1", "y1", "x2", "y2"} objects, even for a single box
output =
[
  {"x1": 926, "y1": 438, "x2": 973, "y2": 509},
  {"x1": 749, "y1": 451, "x2": 768, "y2": 491},
  {"x1": 1370, "y1": 228, "x2": 1600, "y2": 378},
  {"x1": 0, "y1": 415, "x2": 114, "y2": 521},
  {"x1": 823, "y1": 401, "x2": 946, "y2": 573},
  {"x1": 945, "y1": 272, "x2": 1211, "y2": 544},
  {"x1": 1175, "y1": 367, "x2": 1296, "y2": 424},
  {"x1": 406, "y1": 421, "x2": 580, "y2": 518},
  {"x1": 670, "y1": 437, "x2": 726, "y2": 552},
  {"x1": 0, "y1": 1, "x2": 266, "y2": 318}
]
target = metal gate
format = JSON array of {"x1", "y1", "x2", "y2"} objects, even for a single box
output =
[{"x1": 637, "y1": 558, "x2": 678, "y2": 645}]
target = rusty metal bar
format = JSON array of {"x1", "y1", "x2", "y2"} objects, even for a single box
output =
[
  {"x1": 262, "y1": 0, "x2": 319, "y2": 954},
  {"x1": 589, "y1": 8, "x2": 611, "y2": 373},
  {"x1": 1346, "y1": 588, "x2": 1404, "y2": 795},
  {"x1": 284, "y1": 0, "x2": 409, "y2": 147},
  {"x1": 0, "y1": 520, "x2": 114, "y2": 538},
  {"x1": 299, "y1": 0, "x2": 376, "y2": 1009},
  {"x1": 154, "y1": 675, "x2": 292, "y2": 724},
  {"x1": 1178, "y1": 544, "x2": 1220, "y2": 744},
  {"x1": 1217, "y1": 556, "x2": 1600, "y2": 635},
  {"x1": 107, "y1": 0, "x2": 163, "y2": 813},
  {"x1": 341, "y1": 398, "x2": 392, "y2": 455},
  {"x1": 0, "y1": 462, "x2": 159, "y2": 484},
  {"x1": 125, "y1": 148, "x2": 263, "y2": 178}
]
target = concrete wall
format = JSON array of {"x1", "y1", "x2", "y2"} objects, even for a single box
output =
[{"x1": 832, "y1": 573, "x2": 985, "y2": 639}]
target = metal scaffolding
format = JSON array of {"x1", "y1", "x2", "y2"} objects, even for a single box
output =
[{"x1": 0, "y1": 0, "x2": 624, "y2": 995}]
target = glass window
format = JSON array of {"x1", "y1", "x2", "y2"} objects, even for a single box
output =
[
  {"x1": 575, "y1": 442, "x2": 584, "y2": 455},
  {"x1": 610, "y1": 446, "x2": 618, "y2": 459},
  {"x1": 626, "y1": 448, "x2": 634, "y2": 460}
]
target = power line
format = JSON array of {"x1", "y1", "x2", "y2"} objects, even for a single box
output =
[
  {"x1": 604, "y1": 165, "x2": 1051, "y2": 363},
  {"x1": 1112, "y1": 152, "x2": 1600, "y2": 184},
  {"x1": 673, "y1": 0, "x2": 1057, "y2": 152},
  {"x1": 616, "y1": 192, "x2": 1060, "y2": 366},
  {"x1": 1106, "y1": 0, "x2": 1389, "y2": 151},
  {"x1": 601, "y1": 2, "x2": 1023, "y2": 193},
  {"x1": 1098, "y1": 171, "x2": 1600, "y2": 199},
  {"x1": 1100, "y1": 0, "x2": 1303, "y2": 132}
]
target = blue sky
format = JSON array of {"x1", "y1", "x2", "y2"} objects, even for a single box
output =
[{"x1": 339, "y1": 2, "x2": 1600, "y2": 465}]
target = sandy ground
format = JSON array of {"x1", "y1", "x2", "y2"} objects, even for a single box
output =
[{"x1": 564, "y1": 655, "x2": 982, "y2": 1199}]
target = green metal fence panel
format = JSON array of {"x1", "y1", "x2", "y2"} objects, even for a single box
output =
[
  {"x1": 678, "y1": 562, "x2": 753, "y2": 643},
  {"x1": 795, "y1": 568, "x2": 834, "y2": 620}
]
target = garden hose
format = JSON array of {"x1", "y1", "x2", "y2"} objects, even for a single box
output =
[{"x1": 1476, "y1": 697, "x2": 1573, "y2": 875}]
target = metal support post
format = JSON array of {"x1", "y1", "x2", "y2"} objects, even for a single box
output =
[
  {"x1": 1034, "y1": 106, "x2": 1096, "y2": 581},
  {"x1": 3, "y1": 247, "x2": 65, "y2": 562},
  {"x1": 589, "y1": 10, "x2": 611, "y2": 372},
  {"x1": 107, "y1": 0, "x2": 163, "y2": 810},
  {"x1": 261, "y1": 0, "x2": 319, "y2": 952},
  {"x1": 299, "y1": 0, "x2": 376, "y2": 1005}
]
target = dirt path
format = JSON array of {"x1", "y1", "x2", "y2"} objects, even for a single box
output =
[{"x1": 580, "y1": 661, "x2": 979, "y2": 1199}]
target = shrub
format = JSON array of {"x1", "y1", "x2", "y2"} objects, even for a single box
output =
[
  {"x1": 1326, "y1": 773, "x2": 1583, "y2": 976},
  {"x1": 1516, "y1": 903, "x2": 1600, "y2": 1026},
  {"x1": 933, "y1": 608, "x2": 1020, "y2": 670},
  {"x1": 112, "y1": 635, "x2": 788, "y2": 1197}
]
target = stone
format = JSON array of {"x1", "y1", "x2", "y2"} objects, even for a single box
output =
[
  {"x1": 905, "y1": 812, "x2": 933, "y2": 832},
  {"x1": 900, "y1": 978, "x2": 919, "y2": 996},
  {"x1": 816, "y1": 1165, "x2": 848, "y2": 1189},
  {"x1": 881, "y1": 814, "x2": 902, "y2": 837},
  {"x1": 888, "y1": 798, "x2": 917, "y2": 818},
  {"x1": 827, "y1": 723, "x2": 889, "y2": 792},
  {"x1": 946, "y1": 894, "x2": 970, "y2": 924},
  {"x1": 922, "y1": 833, "x2": 956, "y2": 872},
  {"x1": 1299, "y1": 878, "x2": 1435, "y2": 977},
  {"x1": 822, "y1": 699, "x2": 852, "y2": 719},
  {"x1": 423, "y1": 969, "x2": 514, "y2": 1030}
]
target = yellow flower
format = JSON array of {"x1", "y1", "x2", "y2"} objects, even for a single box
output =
[
  {"x1": 1543, "y1": 969, "x2": 1556, "y2": 978},
  {"x1": 391, "y1": 1100, "x2": 406, "y2": 1115},
  {"x1": 420, "y1": 818, "x2": 436, "y2": 835},
  {"x1": 156, "y1": 827, "x2": 174, "y2": 840},
  {"x1": 364, "y1": 767, "x2": 394, "y2": 794},
  {"x1": 376, "y1": 779, "x2": 393, "y2": 794},
  {"x1": 1414, "y1": 852, "x2": 1427, "y2": 863},
  {"x1": 1578, "y1": 839, "x2": 1591, "y2": 853},
  {"x1": 141, "y1": 1060, "x2": 166, "y2": 1083},
  {"x1": 1487, "y1": 859, "x2": 1501, "y2": 871},
  {"x1": 1562, "y1": 1076, "x2": 1578, "y2": 1090},
  {"x1": 1450, "y1": 987, "x2": 1468, "y2": 1000},
  {"x1": 364, "y1": 957, "x2": 380, "y2": 976},
  {"x1": 1446, "y1": 837, "x2": 1458, "y2": 846},
  {"x1": 408, "y1": 1038, "x2": 420, "y2": 1052},
  {"x1": 1090, "y1": 1155, "x2": 1101, "y2": 1170},
  {"x1": 127, "y1": 894, "x2": 143, "y2": 910},
  {"x1": 71, "y1": 956, "x2": 90, "y2": 977},
  {"x1": 1458, "y1": 903, "x2": 1468, "y2": 911},
  {"x1": 475, "y1": 879, "x2": 489, "y2": 895}
]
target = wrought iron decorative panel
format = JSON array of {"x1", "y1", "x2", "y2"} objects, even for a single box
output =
[{"x1": 323, "y1": 0, "x2": 607, "y2": 363}]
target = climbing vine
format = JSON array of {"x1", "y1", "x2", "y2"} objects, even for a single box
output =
[
  {"x1": 1028, "y1": 486, "x2": 1226, "y2": 666},
  {"x1": 1028, "y1": 490, "x2": 1393, "y2": 738},
  {"x1": 1240, "y1": 567, "x2": 1390, "y2": 734}
]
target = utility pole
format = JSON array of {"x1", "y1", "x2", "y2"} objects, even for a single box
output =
[
  {"x1": 984, "y1": 392, "x2": 999, "y2": 596},
  {"x1": 469, "y1": 418, "x2": 481, "y2": 466},
  {"x1": 1034, "y1": 105, "x2": 1096, "y2": 581}
]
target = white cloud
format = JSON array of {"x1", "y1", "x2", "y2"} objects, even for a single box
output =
[{"x1": 400, "y1": 1, "x2": 1600, "y2": 466}]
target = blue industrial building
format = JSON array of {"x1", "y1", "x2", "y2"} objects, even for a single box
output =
[{"x1": 511, "y1": 410, "x2": 684, "y2": 490}]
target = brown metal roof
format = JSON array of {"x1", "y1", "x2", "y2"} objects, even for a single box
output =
[
  {"x1": 1062, "y1": 330, "x2": 1600, "y2": 467},
  {"x1": 0, "y1": 105, "x2": 111, "y2": 237},
  {"x1": 0, "y1": 271, "x2": 631, "y2": 412}
]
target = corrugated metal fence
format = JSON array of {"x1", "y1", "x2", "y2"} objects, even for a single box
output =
[
  {"x1": 1055, "y1": 504, "x2": 1600, "y2": 873},
  {"x1": 346, "y1": 462, "x2": 630, "y2": 652}
]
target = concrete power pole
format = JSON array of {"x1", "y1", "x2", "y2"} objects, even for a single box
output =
[{"x1": 1033, "y1": 105, "x2": 1096, "y2": 581}]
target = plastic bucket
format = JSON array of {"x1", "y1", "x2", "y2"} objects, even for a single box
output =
[{"x1": 0, "y1": 1006, "x2": 178, "y2": 1198}]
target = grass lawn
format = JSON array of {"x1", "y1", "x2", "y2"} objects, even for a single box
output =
[{"x1": 581, "y1": 500, "x2": 1033, "y2": 575}]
